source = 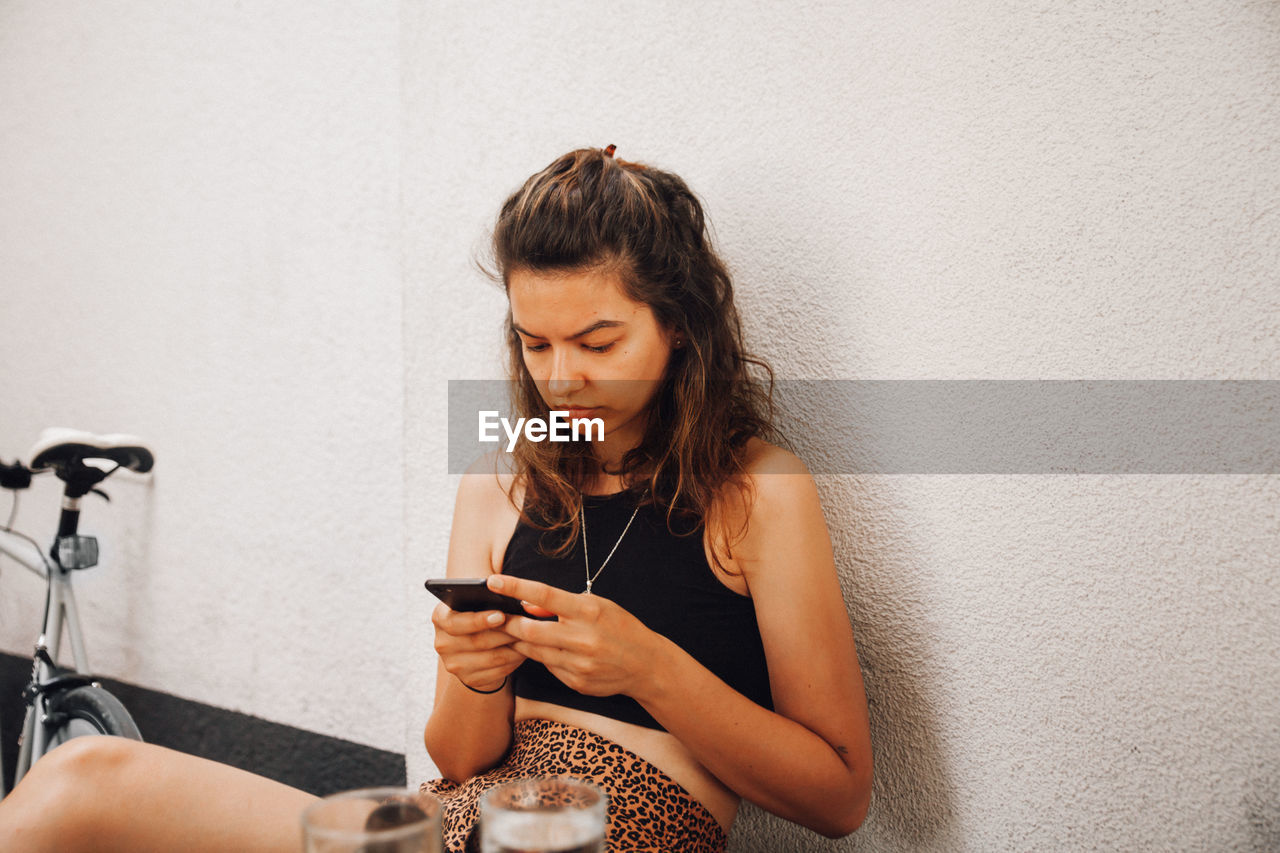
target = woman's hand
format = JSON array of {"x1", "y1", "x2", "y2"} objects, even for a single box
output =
[
  {"x1": 431, "y1": 602, "x2": 526, "y2": 693},
  {"x1": 486, "y1": 574, "x2": 665, "y2": 699}
]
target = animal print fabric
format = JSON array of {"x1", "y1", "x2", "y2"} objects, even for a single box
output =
[{"x1": 419, "y1": 718, "x2": 728, "y2": 852}]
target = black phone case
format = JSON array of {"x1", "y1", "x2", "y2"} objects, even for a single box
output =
[{"x1": 424, "y1": 579, "x2": 555, "y2": 620}]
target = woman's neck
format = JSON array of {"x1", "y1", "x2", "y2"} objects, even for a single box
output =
[
  {"x1": 579, "y1": 470, "x2": 627, "y2": 496},
  {"x1": 590, "y1": 414, "x2": 647, "y2": 478}
]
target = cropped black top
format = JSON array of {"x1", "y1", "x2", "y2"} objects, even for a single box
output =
[{"x1": 502, "y1": 489, "x2": 774, "y2": 731}]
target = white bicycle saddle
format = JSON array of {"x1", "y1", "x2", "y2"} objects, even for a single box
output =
[{"x1": 28, "y1": 428, "x2": 155, "y2": 474}]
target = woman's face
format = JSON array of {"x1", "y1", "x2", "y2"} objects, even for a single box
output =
[{"x1": 508, "y1": 267, "x2": 676, "y2": 465}]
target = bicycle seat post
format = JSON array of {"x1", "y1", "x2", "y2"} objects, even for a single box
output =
[
  {"x1": 57, "y1": 493, "x2": 82, "y2": 548},
  {"x1": 50, "y1": 466, "x2": 106, "y2": 571}
]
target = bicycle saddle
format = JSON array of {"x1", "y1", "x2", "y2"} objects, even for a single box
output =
[{"x1": 28, "y1": 428, "x2": 155, "y2": 474}]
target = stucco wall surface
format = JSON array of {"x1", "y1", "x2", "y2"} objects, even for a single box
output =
[
  {"x1": 0, "y1": 1, "x2": 1276, "y2": 850},
  {"x1": 402, "y1": 2, "x2": 1278, "y2": 851},
  {"x1": 0, "y1": 2, "x2": 406, "y2": 752}
]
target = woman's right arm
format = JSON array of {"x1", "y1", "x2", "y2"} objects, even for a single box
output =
[{"x1": 423, "y1": 462, "x2": 525, "y2": 782}]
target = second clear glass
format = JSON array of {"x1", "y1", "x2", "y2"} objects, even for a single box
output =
[
  {"x1": 478, "y1": 777, "x2": 607, "y2": 853},
  {"x1": 301, "y1": 786, "x2": 443, "y2": 853}
]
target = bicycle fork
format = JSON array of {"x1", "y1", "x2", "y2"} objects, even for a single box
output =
[{"x1": 14, "y1": 557, "x2": 94, "y2": 788}]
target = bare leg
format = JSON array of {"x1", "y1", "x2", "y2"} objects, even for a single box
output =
[{"x1": 0, "y1": 736, "x2": 320, "y2": 853}]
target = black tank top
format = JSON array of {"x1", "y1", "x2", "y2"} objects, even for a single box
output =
[{"x1": 502, "y1": 489, "x2": 774, "y2": 731}]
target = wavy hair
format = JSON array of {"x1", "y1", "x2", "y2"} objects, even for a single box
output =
[{"x1": 486, "y1": 146, "x2": 787, "y2": 571}]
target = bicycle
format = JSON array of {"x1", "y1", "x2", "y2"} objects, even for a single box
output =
[{"x1": 0, "y1": 428, "x2": 154, "y2": 798}]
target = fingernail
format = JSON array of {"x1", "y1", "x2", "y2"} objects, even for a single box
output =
[{"x1": 487, "y1": 612, "x2": 504, "y2": 626}]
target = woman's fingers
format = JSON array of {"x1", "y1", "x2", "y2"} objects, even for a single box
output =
[
  {"x1": 431, "y1": 599, "x2": 529, "y2": 693},
  {"x1": 510, "y1": 640, "x2": 567, "y2": 669},
  {"x1": 502, "y1": 614, "x2": 577, "y2": 650},
  {"x1": 442, "y1": 646, "x2": 524, "y2": 680},
  {"x1": 434, "y1": 624, "x2": 516, "y2": 655},
  {"x1": 464, "y1": 628, "x2": 518, "y2": 651},
  {"x1": 487, "y1": 574, "x2": 582, "y2": 618},
  {"x1": 432, "y1": 602, "x2": 511, "y2": 636},
  {"x1": 456, "y1": 647, "x2": 523, "y2": 671},
  {"x1": 521, "y1": 601, "x2": 557, "y2": 619}
]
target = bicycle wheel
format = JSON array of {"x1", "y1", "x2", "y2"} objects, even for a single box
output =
[{"x1": 43, "y1": 684, "x2": 143, "y2": 748}]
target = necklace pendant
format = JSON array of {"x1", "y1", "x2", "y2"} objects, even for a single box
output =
[{"x1": 585, "y1": 579, "x2": 593, "y2": 594}]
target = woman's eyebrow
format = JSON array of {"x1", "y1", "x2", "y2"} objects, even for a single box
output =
[{"x1": 511, "y1": 320, "x2": 626, "y2": 340}]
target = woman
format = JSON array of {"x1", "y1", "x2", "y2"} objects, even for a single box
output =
[
  {"x1": 422, "y1": 146, "x2": 873, "y2": 851},
  {"x1": 0, "y1": 146, "x2": 871, "y2": 852}
]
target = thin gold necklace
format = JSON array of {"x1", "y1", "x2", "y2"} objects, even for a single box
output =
[{"x1": 580, "y1": 491, "x2": 645, "y2": 594}]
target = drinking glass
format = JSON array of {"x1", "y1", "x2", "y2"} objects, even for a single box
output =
[
  {"x1": 302, "y1": 786, "x2": 443, "y2": 853},
  {"x1": 478, "y1": 777, "x2": 607, "y2": 853}
]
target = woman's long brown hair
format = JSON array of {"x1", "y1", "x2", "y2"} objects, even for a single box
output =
[{"x1": 486, "y1": 146, "x2": 788, "y2": 572}]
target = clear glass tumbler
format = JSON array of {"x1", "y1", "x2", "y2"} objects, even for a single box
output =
[
  {"x1": 302, "y1": 786, "x2": 443, "y2": 853},
  {"x1": 478, "y1": 777, "x2": 607, "y2": 853}
]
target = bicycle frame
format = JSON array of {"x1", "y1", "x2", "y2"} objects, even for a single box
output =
[
  {"x1": 0, "y1": 518, "x2": 95, "y2": 791},
  {"x1": 1, "y1": 433, "x2": 152, "y2": 799}
]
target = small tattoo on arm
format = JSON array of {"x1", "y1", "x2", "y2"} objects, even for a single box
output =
[{"x1": 837, "y1": 745, "x2": 849, "y2": 755}]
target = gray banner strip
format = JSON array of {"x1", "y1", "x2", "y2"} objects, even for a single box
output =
[{"x1": 448, "y1": 380, "x2": 1280, "y2": 474}]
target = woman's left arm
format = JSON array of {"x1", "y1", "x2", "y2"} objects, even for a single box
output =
[
  {"x1": 652, "y1": 453, "x2": 872, "y2": 836},
  {"x1": 492, "y1": 453, "x2": 874, "y2": 837}
]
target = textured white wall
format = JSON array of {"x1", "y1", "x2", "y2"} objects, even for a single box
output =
[
  {"x1": 0, "y1": 3, "x2": 405, "y2": 753},
  {"x1": 2, "y1": 1, "x2": 1276, "y2": 850},
  {"x1": 402, "y1": 1, "x2": 1278, "y2": 851}
]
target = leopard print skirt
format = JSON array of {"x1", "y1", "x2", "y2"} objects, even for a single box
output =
[{"x1": 419, "y1": 718, "x2": 729, "y2": 853}]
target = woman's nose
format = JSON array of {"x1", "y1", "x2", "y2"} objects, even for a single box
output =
[{"x1": 546, "y1": 349, "x2": 586, "y2": 397}]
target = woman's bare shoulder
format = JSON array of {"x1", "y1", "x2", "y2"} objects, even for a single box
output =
[
  {"x1": 451, "y1": 452, "x2": 525, "y2": 576},
  {"x1": 722, "y1": 439, "x2": 823, "y2": 576},
  {"x1": 459, "y1": 450, "x2": 523, "y2": 512},
  {"x1": 740, "y1": 437, "x2": 809, "y2": 478},
  {"x1": 704, "y1": 440, "x2": 814, "y2": 577}
]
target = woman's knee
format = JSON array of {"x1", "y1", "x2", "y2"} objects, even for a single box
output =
[
  {"x1": 23, "y1": 736, "x2": 143, "y2": 802},
  {"x1": 0, "y1": 737, "x2": 143, "y2": 849},
  {"x1": 44, "y1": 735, "x2": 138, "y2": 775}
]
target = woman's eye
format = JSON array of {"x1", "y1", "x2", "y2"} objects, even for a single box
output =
[{"x1": 520, "y1": 341, "x2": 613, "y2": 353}]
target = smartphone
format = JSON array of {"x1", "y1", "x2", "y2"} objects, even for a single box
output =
[{"x1": 424, "y1": 578, "x2": 556, "y2": 620}]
